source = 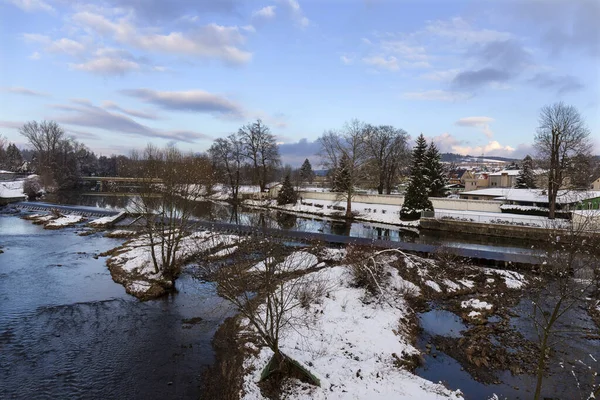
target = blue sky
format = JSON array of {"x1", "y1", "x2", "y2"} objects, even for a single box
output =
[{"x1": 0, "y1": 0, "x2": 598, "y2": 166}]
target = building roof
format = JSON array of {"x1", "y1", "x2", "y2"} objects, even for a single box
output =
[
  {"x1": 489, "y1": 169, "x2": 520, "y2": 176},
  {"x1": 461, "y1": 188, "x2": 600, "y2": 204}
]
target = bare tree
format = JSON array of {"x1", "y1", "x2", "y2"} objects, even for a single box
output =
[
  {"x1": 202, "y1": 238, "x2": 325, "y2": 383},
  {"x1": 127, "y1": 144, "x2": 212, "y2": 285},
  {"x1": 531, "y1": 214, "x2": 600, "y2": 400},
  {"x1": 364, "y1": 125, "x2": 409, "y2": 194},
  {"x1": 238, "y1": 119, "x2": 280, "y2": 192},
  {"x1": 534, "y1": 103, "x2": 591, "y2": 219},
  {"x1": 209, "y1": 134, "x2": 244, "y2": 202},
  {"x1": 318, "y1": 120, "x2": 369, "y2": 217}
]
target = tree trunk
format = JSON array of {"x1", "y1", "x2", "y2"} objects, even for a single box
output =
[{"x1": 346, "y1": 192, "x2": 352, "y2": 218}]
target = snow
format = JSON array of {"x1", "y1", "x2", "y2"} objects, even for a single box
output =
[
  {"x1": 461, "y1": 188, "x2": 600, "y2": 204},
  {"x1": 245, "y1": 199, "x2": 420, "y2": 228},
  {"x1": 241, "y1": 265, "x2": 463, "y2": 400},
  {"x1": 435, "y1": 209, "x2": 570, "y2": 228},
  {"x1": 45, "y1": 215, "x2": 84, "y2": 228},
  {"x1": 0, "y1": 180, "x2": 26, "y2": 199},
  {"x1": 442, "y1": 279, "x2": 462, "y2": 292},
  {"x1": 319, "y1": 248, "x2": 347, "y2": 262},
  {"x1": 109, "y1": 230, "x2": 243, "y2": 295},
  {"x1": 483, "y1": 268, "x2": 526, "y2": 289},
  {"x1": 250, "y1": 251, "x2": 320, "y2": 273},
  {"x1": 467, "y1": 311, "x2": 481, "y2": 318},
  {"x1": 458, "y1": 279, "x2": 474, "y2": 289},
  {"x1": 461, "y1": 299, "x2": 493, "y2": 311},
  {"x1": 88, "y1": 211, "x2": 125, "y2": 227},
  {"x1": 209, "y1": 246, "x2": 239, "y2": 259},
  {"x1": 489, "y1": 169, "x2": 520, "y2": 176},
  {"x1": 425, "y1": 280, "x2": 442, "y2": 292}
]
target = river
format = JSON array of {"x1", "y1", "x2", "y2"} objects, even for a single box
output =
[{"x1": 0, "y1": 215, "x2": 234, "y2": 399}]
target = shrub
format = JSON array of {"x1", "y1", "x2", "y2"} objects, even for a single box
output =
[{"x1": 23, "y1": 176, "x2": 43, "y2": 199}]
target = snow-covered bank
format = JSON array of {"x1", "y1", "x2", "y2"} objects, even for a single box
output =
[
  {"x1": 88, "y1": 211, "x2": 126, "y2": 228},
  {"x1": 105, "y1": 231, "x2": 242, "y2": 300},
  {"x1": 244, "y1": 199, "x2": 420, "y2": 228},
  {"x1": 0, "y1": 180, "x2": 26, "y2": 200},
  {"x1": 21, "y1": 212, "x2": 87, "y2": 229},
  {"x1": 240, "y1": 264, "x2": 463, "y2": 400}
]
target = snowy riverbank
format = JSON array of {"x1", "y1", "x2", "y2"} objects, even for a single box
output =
[{"x1": 244, "y1": 199, "x2": 420, "y2": 228}]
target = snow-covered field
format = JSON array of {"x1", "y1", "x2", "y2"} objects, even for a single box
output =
[
  {"x1": 245, "y1": 199, "x2": 420, "y2": 228},
  {"x1": 241, "y1": 264, "x2": 463, "y2": 400}
]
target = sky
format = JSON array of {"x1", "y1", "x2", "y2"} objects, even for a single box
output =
[{"x1": 0, "y1": 0, "x2": 599, "y2": 167}]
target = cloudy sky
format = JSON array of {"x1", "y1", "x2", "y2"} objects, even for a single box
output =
[{"x1": 1, "y1": 0, "x2": 598, "y2": 165}]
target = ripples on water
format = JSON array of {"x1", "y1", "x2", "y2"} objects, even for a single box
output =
[{"x1": 0, "y1": 216, "x2": 234, "y2": 399}]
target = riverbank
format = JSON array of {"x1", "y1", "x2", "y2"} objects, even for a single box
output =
[
  {"x1": 244, "y1": 198, "x2": 420, "y2": 228},
  {"x1": 203, "y1": 243, "x2": 599, "y2": 399}
]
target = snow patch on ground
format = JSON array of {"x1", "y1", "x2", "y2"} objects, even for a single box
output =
[
  {"x1": 44, "y1": 215, "x2": 84, "y2": 228},
  {"x1": 458, "y1": 279, "x2": 475, "y2": 289},
  {"x1": 425, "y1": 280, "x2": 442, "y2": 292},
  {"x1": 241, "y1": 265, "x2": 463, "y2": 400},
  {"x1": 250, "y1": 251, "x2": 320, "y2": 273},
  {"x1": 482, "y1": 268, "x2": 526, "y2": 289},
  {"x1": 461, "y1": 299, "x2": 493, "y2": 311},
  {"x1": 443, "y1": 279, "x2": 462, "y2": 292}
]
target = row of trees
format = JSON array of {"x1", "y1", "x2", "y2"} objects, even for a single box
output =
[
  {"x1": 209, "y1": 119, "x2": 280, "y2": 202},
  {"x1": 318, "y1": 120, "x2": 410, "y2": 217}
]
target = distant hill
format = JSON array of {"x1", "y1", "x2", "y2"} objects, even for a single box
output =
[{"x1": 440, "y1": 153, "x2": 518, "y2": 163}]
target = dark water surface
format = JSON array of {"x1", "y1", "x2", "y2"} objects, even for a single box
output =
[{"x1": 0, "y1": 216, "x2": 234, "y2": 399}]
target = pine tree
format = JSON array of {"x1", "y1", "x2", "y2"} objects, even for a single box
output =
[
  {"x1": 299, "y1": 158, "x2": 315, "y2": 184},
  {"x1": 515, "y1": 155, "x2": 537, "y2": 188},
  {"x1": 401, "y1": 134, "x2": 433, "y2": 220},
  {"x1": 5, "y1": 143, "x2": 23, "y2": 172},
  {"x1": 277, "y1": 174, "x2": 298, "y2": 205},
  {"x1": 424, "y1": 142, "x2": 447, "y2": 197},
  {"x1": 332, "y1": 153, "x2": 351, "y2": 192}
]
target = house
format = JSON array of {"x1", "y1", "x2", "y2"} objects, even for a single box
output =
[
  {"x1": 489, "y1": 169, "x2": 520, "y2": 188},
  {"x1": 461, "y1": 170, "x2": 478, "y2": 191},
  {"x1": 266, "y1": 182, "x2": 282, "y2": 198},
  {"x1": 447, "y1": 169, "x2": 467, "y2": 185},
  {"x1": 592, "y1": 175, "x2": 600, "y2": 190}
]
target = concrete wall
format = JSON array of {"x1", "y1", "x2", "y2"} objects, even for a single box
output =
[
  {"x1": 420, "y1": 217, "x2": 551, "y2": 241},
  {"x1": 299, "y1": 191, "x2": 503, "y2": 212}
]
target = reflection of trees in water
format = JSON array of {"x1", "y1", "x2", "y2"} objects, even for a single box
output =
[
  {"x1": 275, "y1": 212, "x2": 297, "y2": 230},
  {"x1": 330, "y1": 221, "x2": 352, "y2": 236},
  {"x1": 45, "y1": 192, "x2": 133, "y2": 209}
]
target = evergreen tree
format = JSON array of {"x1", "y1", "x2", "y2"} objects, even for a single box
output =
[
  {"x1": 332, "y1": 153, "x2": 351, "y2": 192},
  {"x1": 277, "y1": 174, "x2": 298, "y2": 205},
  {"x1": 401, "y1": 134, "x2": 433, "y2": 220},
  {"x1": 299, "y1": 158, "x2": 315, "y2": 184},
  {"x1": 515, "y1": 155, "x2": 537, "y2": 188},
  {"x1": 424, "y1": 142, "x2": 447, "y2": 197},
  {"x1": 6, "y1": 143, "x2": 23, "y2": 171}
]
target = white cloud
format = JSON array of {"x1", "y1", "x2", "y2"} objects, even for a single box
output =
[
  {"x1": 363, "y1": 56, "x2": 399, "y2": 71},
  {"x1": 71, "y1": 11, "x2": 252, "y2": 65},
  {"x1": 70, "y1": 57, "x2": 140, "y2": 75},
  {"x1": 29, "y1": 51, "x2": 41, "y2": 60},
  {"x1": 453, "y1": 140, "x2": 515, "y2": 156},
  {"x1": 402, "y1": 90, "x2": 472, "y2": 102},
  {"x1": 340, "y1": 55, "x2": 354, "y2": 65},
  {"x1": 4, "y1": 86, "x2": 49, "y2": 97},
  {"x1": 7, "y1": 0, "x2": 54, "y2": 13},
  {"x1": 424, "y1": 17, "x2": 512, "y2": 45},
  {"x1": 455, "y1": 116, "x2": 495, "y2": 138},
  {"x1": 47, "y1": 38, "x2": 87, "y2": 56},
  {"x1": 419, "y1": 69, "x2": 460, "y2": 81},
  {"x1": 428, "y1": 132, "x2": 516, "y2": 156},
  {"x1": 253, "y1": 5, "x2": 276, "y2": 19},
  {"x1": 279, "y1": 0, "x2": 310, "y2": 28}
]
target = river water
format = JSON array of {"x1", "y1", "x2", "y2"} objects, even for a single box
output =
[{"x1": 0, "y1": 215, "x2": 234, "y2": 399}]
